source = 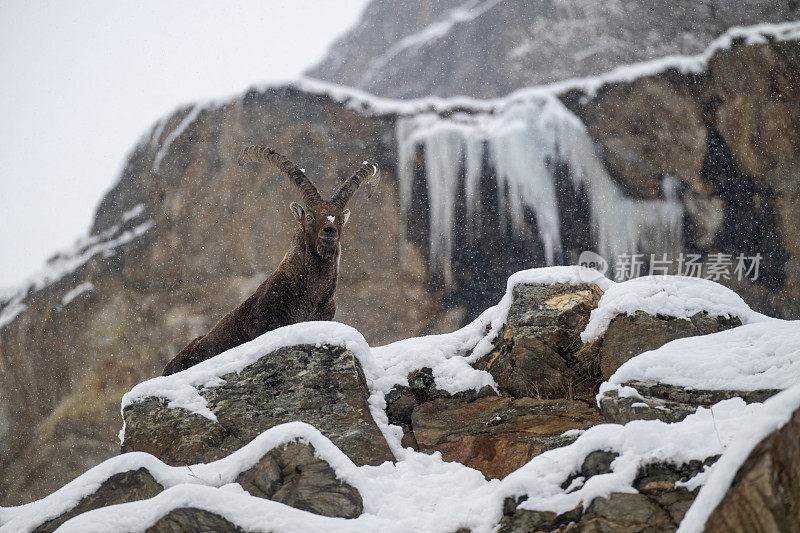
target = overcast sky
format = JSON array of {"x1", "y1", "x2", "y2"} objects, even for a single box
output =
[{"x1": 0, "y1": 0, "x2": 370, "y2": 289}]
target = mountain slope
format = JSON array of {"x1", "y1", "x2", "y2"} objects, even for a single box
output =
[
  {"x1": 307, "y1": 0, "x2": 800, "y2": 99},
  {"x1": 1, "y1": 18, "x2": 799, "y2": 507}
]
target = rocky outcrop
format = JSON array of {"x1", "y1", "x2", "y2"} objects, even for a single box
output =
[
  {"x1": 599, "y1": 311, "x2": 741, "y2": 379},
  {"x1": 599, "y1": 381, "x2": 780, "y2": 425},
  {"x1": 122, "y1": 344, "x2": 393, "y2": 467},
  {"x1": 475, "y1": 283, "x2": 604, "y2": 400},
  {"x1": 411, "y1": 396, "x2": 603, "y2": 479},
  {"x1": 500, "y1": 458, "x2": 716, "y2": 532},
  {"x1": 705, "y1": 405, "x2": 800, "y2": 532}
]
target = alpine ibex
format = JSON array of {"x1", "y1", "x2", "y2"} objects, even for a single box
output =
[{"x1": 162, "y1": 146, "x2": 380, "y2": 375}]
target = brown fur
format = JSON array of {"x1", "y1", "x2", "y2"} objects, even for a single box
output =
[{"x1": 162, "y1": 147, "x2": 379, "y2": 375}]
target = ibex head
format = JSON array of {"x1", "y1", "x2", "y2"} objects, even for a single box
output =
[{"x1": 238, "y1": 146, "x2": 380, "y2": 258}]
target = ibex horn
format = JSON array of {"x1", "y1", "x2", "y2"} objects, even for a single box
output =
[
  {"x1": 238, "y1": 146, "x2": 323, "y2": 207},
  {"x1": 330, "y1": 161, "x2": 381, "y2": 209}
]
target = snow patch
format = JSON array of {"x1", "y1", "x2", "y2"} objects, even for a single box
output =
[
  {"x1": 600, "y1": 320, "x2": 800, "y2": 396},
  {"x1": 0, "y1": 298, "x2": 26, "y2": 329},
  {"x1": 120, "y1": 322, "x2": 378, "y2": 426},
  {"x1": 60, "y1": 282, "x2": 94, "y2": 308},
  {"x1": 582, "y1": 275, "x2": 764, "y2": 343},
  {"x1": 153, "y1": 105, "x2": 201, "y2": 172},
  {"x1": 372, "y1": 266, "x2": 612, "y2": 400},
  {"x1": 121, "y1": 204, "x2": 145, "y2": 223},
  {"x1": 679, "y1": 383, "x2": 800, "y2": 533}
]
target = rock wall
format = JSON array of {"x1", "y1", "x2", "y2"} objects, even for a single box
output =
[{"x1": 564, "y1": 37, "x2": 800, "y2": 318}]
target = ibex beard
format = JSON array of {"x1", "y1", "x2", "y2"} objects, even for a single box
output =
[{"x1": 162, "y1": 146, "x2": 380, "y2": 376}]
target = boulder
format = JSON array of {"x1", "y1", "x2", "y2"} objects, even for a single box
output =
[
  {"x1": 705, "y1": 405, "x2": 800, "y2": 532},
  {"x1": 599, "y1": 311, "x2": 741, "y2": 379},
  {"x1": 146, "y1": 508, "x2": 243, "y2": 533},
  {"x1": 411, "y1": 396, "x2": 604, "y2": 479},
  {"x1": 236, "y1": 442, "x2": 363, "y2": 519},
  {"x1": 475, "y1": 283, "x2": 604, "y2": 400},
  {"x1": 598, "y1": 381, "x2": 780, "y2": 425},
  {"x1": 33, "y1": 468, "x2": 163, "y2": 533},
  {"x1": 122, "y1": 344, "x2": 394, "y2": 467}
]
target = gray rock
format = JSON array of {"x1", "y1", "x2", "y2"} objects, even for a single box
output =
[
  {"x1": 236, "y1": 442, "x2": 363, "y2": 519},
  {"x1": 33, "y1": 468, "x2": 163, "y2": 533},
  {"x1": 475, "y1": 283, "x2": 604, "y2": 400},
  {"x1": 600, "y1": 311, "x2": 741, "y2": 379},
  {"x1": 580, "y1": 450, "x2": 618, "y2": 479},
  {"x1": 145, "y1": 508, "x2": 243, "y2": 532},
  {"x1": 122, "y1": 344, "x2": 394, "y2": 467},
  {"x1": 581, "y1": 492, "x2": 673, "y2": 532},
  {"x1": 598, "y1": 380, "x2": 780, "y2": 425}
]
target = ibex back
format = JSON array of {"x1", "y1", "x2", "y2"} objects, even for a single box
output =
[{"x1": 162, "y1": 146, "x2": 380, "y2": 375}]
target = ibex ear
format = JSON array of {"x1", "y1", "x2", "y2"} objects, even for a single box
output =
[
  {"x1": 342, "y1": 209, "x2": 351, "y2": 225},
  {"x1": 290, "y1": 202, "x2": 305, "y2": 223}
]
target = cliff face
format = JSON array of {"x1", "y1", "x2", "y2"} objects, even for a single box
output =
[
  {"x1": 1, "y1": 18, "x2": 800, "y2": 507},
  {"x1": 307, "y1": 0, "x2": 800, "y2": 99}
]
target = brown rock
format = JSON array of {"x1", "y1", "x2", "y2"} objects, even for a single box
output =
[
  {"x1": 599, "y1": 311, "x2": 741, "y2": 379},
  {"x1": 585, "y1": 77, "x2": 708, "y2": 198},
  {"x1": 122, "y1": 344, "x2": 393, "y2": 467},
  {"x1": 411, "y1": 396, "x2": 603, "y2": 479},
  {"x1": 237, "y1": 441, "x2": 362, "y2": 519},
  {"x1": 705, "y1": 405, "x2": 800, "y2": 532},
  {"x1": 711, "y1": 42, "x2": 800, "y2": 178},
  {"x1": 475, "y1": 282, "x2": 604, "y2": 400},
  {"x1": 33, "y1": 468, "x2": 163, "y2": 533}
]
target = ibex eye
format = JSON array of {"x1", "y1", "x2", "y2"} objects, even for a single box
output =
[{"x1": 306, "y1": 214, "x2": 313, "y2": 222}]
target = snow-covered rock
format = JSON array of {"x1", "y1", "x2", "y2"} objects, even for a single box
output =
[
  {"x1": 4, "y1": 268, "x2": 800, "y2": 532},
  {"x1": 598, "y1": 319, "x2": 799, "y2": 424},
  {"x1": 121, "y1": 323, "x2": 394, "y2": 467}
]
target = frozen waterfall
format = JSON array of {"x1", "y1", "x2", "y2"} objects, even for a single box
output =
[{"x1": 396, "y1": 94, "x2": 683, "y2": 282}]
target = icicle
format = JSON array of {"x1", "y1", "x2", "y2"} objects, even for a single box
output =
[{"x1": 396, "y1": 93, "x2": 683, "y2": 280}]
